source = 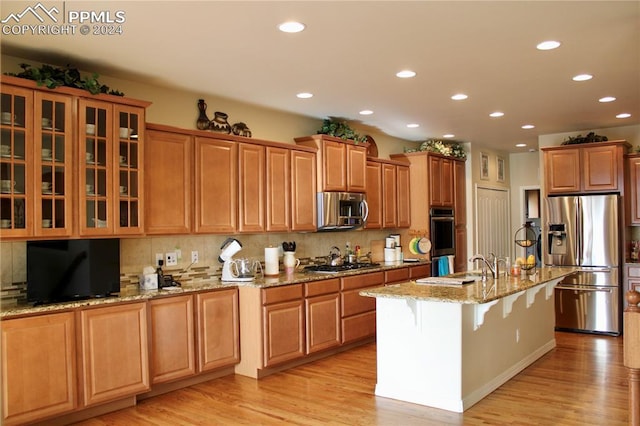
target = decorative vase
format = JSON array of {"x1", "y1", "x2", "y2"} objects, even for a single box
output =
[
  {"x1": 283, "y1": 252, "x2": 300, "y2": 275},
  {"x1": 210, "y1": 111, "x2": 231, "y2": 134},
  {"x1": 196, "y1": 99, "x2": 210, "y2": 130}
]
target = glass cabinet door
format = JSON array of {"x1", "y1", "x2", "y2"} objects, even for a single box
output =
[
  {"x1": 34, "y1": 92, "x2": 72, "y2": 236},
  {"x1": 0, "y1": 86, "x2": 32, "y2": 237},
  {"x1": 114, "y1": 105, "x2": 144, "y2": 234},
  {"x1": 79, "y1": 99, "x2": 112, "y2": 235}
]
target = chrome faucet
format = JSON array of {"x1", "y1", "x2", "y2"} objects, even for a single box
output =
[{"x1": 469, "y1": 253, "x2": 506, "y2": 280}]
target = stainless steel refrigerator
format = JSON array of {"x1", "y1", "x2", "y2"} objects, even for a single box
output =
[{"x1": 544, "y1": 194, "x2": 621, "y2": 335}]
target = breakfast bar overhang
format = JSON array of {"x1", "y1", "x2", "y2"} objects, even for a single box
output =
[{"x1": 360, "y1": 267, "x2": 577, "y2": 412}]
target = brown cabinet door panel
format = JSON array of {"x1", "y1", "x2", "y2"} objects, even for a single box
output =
[
  {"x1": 396, "y1": 165, "x2": 411, "y2": 228},
  {"x1": 382, "y1": 163, "x2": 397, "y2": 227},
  {"x1": 544, "y1": 149, "x2": 581, "y2": 194},
  {"x1": 342, "y1": 311, "x2": 376, "y2": 344},
  {"x1": 2, "y1": 312, "x2": 77, "y2": 425},
  {"x1": 238, "y1": 143, "x2": 265, "y2": 233},
  {"x1": 145, "y1": 130, "x2": 192, "y2": 234},
  {"x1": 629, "y1": 156, "x2": 640, "y2": 224},
  {"x1": 365, "y1": 162, "x2": 382, "y2": 229},
  {"x1": 409, "y1": 264, "x2": 432, "y2": 279},
  {"x1": 196, "y1": 289, "x2": 240, "y2": 372},
  {"x1": 346, "y1": 144, "x2": 367, "y2": 192},
  {"x1": 149, "y1": 295, "x2": 196, "y2": 384},
  {"x1": 582, "y1": 145, "x2": 619, "y2": 191},
  {"x1": 306, "y1": 293, "x2": 341, "y2": 354},
  {"x1": 266, "y1": 146, "x2": 290, "y2": 232},
  {"x1": 341, "y1": 271, "x2": 384, "y2": 290},
  {"x1": 323, "y1": 140, "x2": 346, "y2": 191},
  {"x1": 79, "y1": 302, "x2": 149, "y2": 407},
  {"x1": 263, "y1": 300, "x2": 305, "y2": 367},
  {"x1": 341, "y1": 288, "x2": 376, "y2": 317},
  {"x1": 291, "y1": 150, "x2": 317, "y2": 231},
  {"x1": 385, "y1": 267, "x2": 409, "y2": 283}
]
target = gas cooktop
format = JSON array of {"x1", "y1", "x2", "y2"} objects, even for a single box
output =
[{"x1": 304, "y1": 263, "x2": 380, "y2": 274}]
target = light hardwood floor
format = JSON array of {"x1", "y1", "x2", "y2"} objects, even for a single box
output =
[{"x1": 78, "y1": 332, "x2": 627, "y2": 425}]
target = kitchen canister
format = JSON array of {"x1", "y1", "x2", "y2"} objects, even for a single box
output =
[
  {"x1": 264, "y1": 246, "x2": 279, "y2": 276},
  {"x1": 385, "y1": 237, "x2": 396, "y2": 248},
  {"x1": 384, "y1": 247, "x2": 396, "y2": 262}
]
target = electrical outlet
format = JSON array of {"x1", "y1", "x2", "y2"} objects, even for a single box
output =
[
  {"x1": 166, "y1": 252, "x2": 178, "y2": 266},
  {"x1": 191, "y1": 250, "x2": 199, "y2": 264},
  {"x1": 155, "y1": 253, "x2": 164, "y2": 266}
]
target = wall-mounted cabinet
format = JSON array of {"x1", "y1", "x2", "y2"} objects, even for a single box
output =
[
  {"x1": 294, "y1": 135, "x2": 368, "y2": 193},
  {"x1": 626, "y1": 154, "x2": 640, "y2": 225},
  {"x1": 542, "y1": 141, "x2": 630, "y2": 195},
  {"x1": 365, "y1": 158, "x2": 410, "y2": 229},
  {"x1": 0, "y1": 76, "x2": 149, "y2": 240},
  {"x1": 429, "y1": 155, "x2": 454, "y2": 207},
  {"x1": 144, "y1": 124, "x2": 317, "y2": 235}
]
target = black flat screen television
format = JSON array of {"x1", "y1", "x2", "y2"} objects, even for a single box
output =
[{"x1": 27, "y1": 238, "x2": 121, "y2": 305}]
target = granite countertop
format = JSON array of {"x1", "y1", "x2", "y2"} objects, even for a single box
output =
[
  {"x1": 360, "y1": 266, "x2": 579, "y2": 304},
  {"x1": 1, "y1": 260, "x2": 427, "y2": 319}
]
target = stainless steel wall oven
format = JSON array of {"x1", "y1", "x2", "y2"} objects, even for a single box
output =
[{"x1": 430, "y1": 208, "x2": 455, "y2": 257}]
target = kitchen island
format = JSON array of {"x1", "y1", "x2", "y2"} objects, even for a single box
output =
[{"x1": 360, "y1": 266, "x2": 578, "y2": 412}]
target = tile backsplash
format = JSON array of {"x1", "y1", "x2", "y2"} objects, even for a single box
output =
[{"x1": 1, "y1": 229, "x2": 393, "y2": 307}]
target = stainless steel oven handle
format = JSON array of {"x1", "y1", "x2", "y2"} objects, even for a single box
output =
[
  {"x1": 431, "y1": 217, "x2": 454, "y2": 221},
  {"x1": 555, "y1": 286, "x2": 612, "y2": 292}
]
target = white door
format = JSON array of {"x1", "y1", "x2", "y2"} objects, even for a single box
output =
[{"x1": 475, "y1": 186, "x2": 510, "y2": 259}]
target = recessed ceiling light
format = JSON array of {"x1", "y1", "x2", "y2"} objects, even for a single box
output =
[
  {"x1": 521, "y1": 124, "x2": 535, "y2": 129},
  {"x1": 443, "y1": 134, "x2": 455, "y2": 138},
  {"x1": 489, "y1": 112, "x2": 504, "y2": 118},
  {"x1": 599, "y1": 96, "x2": 616, "y2": 103},
  {"x1": 359, "y1": 110, "x2": 373, "y2": 115},
  {"x1": 406, "y1": 123, "x2": 419, "y2": 128},
  {"x1": 451, "y1": 94, "x2": 468, "y2": 101},
  {"x1": 616, "y1": 113, "x2": 631, "y2": 119},
  {"x1": 516, "y1": 143, "x2": 527, "y2": 148},
  {"x1": 572, "y1": 74, "x2": 593, "y2": 82},
  {"x1": 278, "y1": 21, "x2": 305, "y2": 33},
  {"x1": 296, "y1": 92, "x2": 313, "y2": 99},
  {"x1": 536, "y1": 40, "x2": 561, "y2": 50},
  {"x1": 396, "y1": 70, "x2": 416, "y2": 78}
]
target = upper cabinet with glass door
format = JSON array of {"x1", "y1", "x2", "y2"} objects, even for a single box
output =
[
  {"x1": 0, "y1": 85, "x2": 31, "y2": 238},
  {"x1": 78, "y1": 99, "x2": 147, "y2": 236},
  {"x1": 0, "y1": 75, "x2": 150, "y2": 240}
]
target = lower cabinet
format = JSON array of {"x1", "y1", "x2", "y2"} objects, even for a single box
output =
[
  {"x1": 149, "y1": 294, "x2": 196, "y2": 384},
  {"x1": 196, "y1": 289, "x2": 240, "y2": 372},
  {"x1": 341, "y1": 272, "x2": 384, "y2": 344},
  {"x1": 409, "y1": 264, "x2": 432, "y2": 280},
  {"x1": 1, "y1": 312, "x2": 77, "y2": 425},
  {"x1": 78, "y1": 302, "x2": 150, "y2": 407},
  {"x1": 305, "y1": 279, "x2": 341, "y2": 354},
  {"x1": 262, "y1": 284, "x2": 305, "y2": 367}
]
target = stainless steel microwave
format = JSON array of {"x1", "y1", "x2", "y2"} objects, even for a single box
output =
[{"x1": 317, "y1": 192, "x2": 368, "y2": 231}]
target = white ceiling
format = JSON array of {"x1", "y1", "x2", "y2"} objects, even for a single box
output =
[{"x1": 2, "y1": 1, "x2": 639, "y2": 152}]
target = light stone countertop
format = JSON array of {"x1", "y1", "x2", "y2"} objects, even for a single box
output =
[
  {"x1": 360, "y1": 266, "x2": 579, "y2": 304},
  {"x1": 1, "y1": 261, "x2": 427, "y2": 319}
]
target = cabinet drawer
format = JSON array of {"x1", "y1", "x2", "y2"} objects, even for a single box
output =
[
  {"x1": 341, "y1": 288, "x2": 376, "y2": 317},
  {"x1": 409, "y1": 264, "x2": 432, "y2": 279},
  {"x1": 305, "y1": 279, "x2": 340, "y2": 297},
  {"x1": 341, "y1": 271, "x2": 384, "y2": 290},
  {"x1": 262, "y1": 284, "x2": 303, "y2": 305},
  {"x1": 385, "y1": 268, "x2": 409, "y2": 283},
  {"x1": 628, "y1": 265, "x2": 640, "y2": 278},
  {"x1": 341, "y1": 311, "x2": 376, "y2": 344},
  {"x1": 630, "y1": 280, "x2": 640, "y2": 293}
]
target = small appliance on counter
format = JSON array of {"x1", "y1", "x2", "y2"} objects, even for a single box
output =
[{"x1": 219, "y1": 238, "x2": 262, "y2": 282}]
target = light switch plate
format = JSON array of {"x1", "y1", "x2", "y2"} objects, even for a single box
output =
[{"x1": 166, "y1": 252, "x2": 178, "y2": 266}]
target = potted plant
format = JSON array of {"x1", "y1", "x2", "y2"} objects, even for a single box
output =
[{"x1": 317, "y1": 118, "x2": 367, "y2": 143}]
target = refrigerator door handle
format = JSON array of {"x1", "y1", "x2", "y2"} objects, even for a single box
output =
[{"x1": 555, "y1": 286, "x2": 613, "y2": 292}]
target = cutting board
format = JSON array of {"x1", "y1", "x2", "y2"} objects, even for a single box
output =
[{"x1": 370, "y1": 240, "x2": 385, "y2": 262}]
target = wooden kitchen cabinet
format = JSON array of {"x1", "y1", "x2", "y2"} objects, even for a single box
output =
[
  {"x1": 305, "y1": 279, "x2": 341, "y2": 354},
  {"x1": 409, "y1": 263, "x2": 431, "y2": 279},
  {"x1": 385, "y1": 267, "x2": 409, "y2": 284},
  {"x1": 365, "y1": 161, "x2": 382, "y2": 229},
  {"x1": 626, "y1": 264, "x2": 640, "y2": 297},
  {"x1": 295, "y1": 135, "x2": 368, "y2": 193},
  {"x1": 196, "y1": 288, "x2": 240, "y2": 372},
  {"x1": 382, "y1": 163, "x2": 398, "y2": 228},
  {"x1": 1, "y1": 312, "x2": 77, "y2": 425},
  {"x1": 262, "y1": 284, "x2": 305, "y2": 368},
  {"x1": 366, "y1": 158, "x2": 410, "y2": 229},
  {"x1": 266, "y1": 146, "x2": 290, "y2": 232},
  {"x1": 396, "y1": 164, "x2": 411, "y2": 228},
  {"x1": 145, "y1": 127, "x2": 192, "y2": 234},
  {"x1": 542, "y1": 141, "x2": 630, "y2": 195},
  {"x1": 149, "y1": 294, "x2": 196, "y2": 384},
  {"x1": 626, "y1": 154, "x2": 640, "y2": 225},
  {"x1": 290, "y1": 149, "x2": 317, "y2": 231},
  {"x1": 78, "y1": 302, "x2": 149, "y2": 407},
  {"x1": 238, "y1": 143, "x2": 265, "y2": 233},
  {"x1": 429, "y1": 154, "x2": 454, "y2": 207},
  {"x1": 194, "y1": 136, "x2": 237, "y2": 233},
  {"x1": 341, "y1": 272, "x2": 383, "y2": 344}
]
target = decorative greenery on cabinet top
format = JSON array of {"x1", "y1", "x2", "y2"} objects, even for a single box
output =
[
  {"x1": 316, "y1": 118, "x2": 367, "y2": 144},
  {"x1": 404, "y1": 139, "x2": 467, "y2": 160}
]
